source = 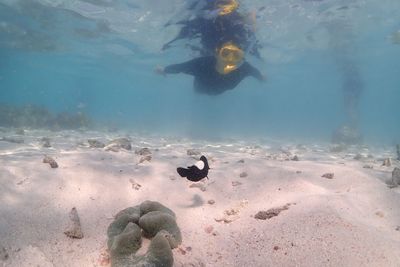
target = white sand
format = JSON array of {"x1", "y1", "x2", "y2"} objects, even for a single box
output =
[{"x1": 0, "y1": 129, "x2": 399, "y2": 267}]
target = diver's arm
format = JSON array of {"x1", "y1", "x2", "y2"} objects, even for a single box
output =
[{"x1": 164, "y1": 58, "x2": 201, "y2": 75}]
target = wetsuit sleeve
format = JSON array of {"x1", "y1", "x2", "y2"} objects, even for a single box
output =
[{"x1": 164, "y1": 58, "x2": 200, "y2": 75}]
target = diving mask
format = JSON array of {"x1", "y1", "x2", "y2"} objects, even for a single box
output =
[
  {"x1": 217, "y1": 0, "x2": 239, "y2": 16},
  {"x1": 216, "y1": 42, "x2": 244, "y2": 74}
]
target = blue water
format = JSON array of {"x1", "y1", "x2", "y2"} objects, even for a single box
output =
[{"x1": 0, "y1": 0, "x2": 399, "y2": 143}]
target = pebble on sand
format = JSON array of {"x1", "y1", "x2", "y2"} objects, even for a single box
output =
[
  {"x1": 1, "y1": 247, "x2": 8, "y2": 261},
  {"x1": 40, "y1": 137, "x2": 52, "y2": 148},
  {"x1": 239, "y1": 172, "x2": 248, "y2": 178},
  {"x1": 322, "y1": 173, "x2": 334, "y2": 179},
  {"x1": 363, "y1": 165, "x2": 374, "y2": 169},
  {"x1": 135, "y1": 147, "x2": 152, "y2": 156},
  {"x1": 382, "y1": 158, "x2": 392, "y2": 167},
  {"x1": 104, "y1": 138, "x2": 131, "y2": 152},
  {"x1": 64, "y1": 207, "x2": 84, "y2": 239},
  {"x1": 232, "y1": 181, "x2": 242, "y2": 186},
  {"x1": 43, "y1": 156, "x2": 58, "y2": 168},
  {"x1": 291, "y1": 155, "x2": 300, "y2": 161},
  {"x1": 138, "y1": 155, "x2": 152, "y2": 164},
  {"x1": 129, "y1": 179, "x2": 142, "y2": 190},
  {"x1": 255, "y1": 203, "x2": 292, "y2": 220},
  {"x1": 391, "y1": 167, "x2": 400, "y2": 187}
]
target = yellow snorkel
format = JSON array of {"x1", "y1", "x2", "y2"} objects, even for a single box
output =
[
  {"x1": 217, "y1": 0, "x2": 239, "y2": 16},
  {"x1": 216, "y1": 42, "x2": 244, "y2": 74}
]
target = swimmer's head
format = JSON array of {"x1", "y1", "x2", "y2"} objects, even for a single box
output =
[
  {"x1": 216, "y1": 42, "x2": 244, "y2": 74},
  {"x1": 216, "y1": 0, "x2": 239, "y2": 16}
]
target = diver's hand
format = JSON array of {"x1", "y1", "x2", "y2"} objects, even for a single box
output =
[{"x1": 154, "y1": 65, "x2": 166, "y2": 76}]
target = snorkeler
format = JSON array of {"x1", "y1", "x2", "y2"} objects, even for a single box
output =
[
  {"x1": 162, "y1": 0, "x2": 261, "y2": 58},
  {"x1": 156, "y1": 42, "x2": 265, "y2": 95}
]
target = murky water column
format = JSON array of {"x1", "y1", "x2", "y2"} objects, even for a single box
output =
[{"x1": 327, "y1": 20, "x2": 363, "y2": 145}]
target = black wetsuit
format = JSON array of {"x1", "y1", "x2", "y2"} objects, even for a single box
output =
[{"x1": 164, "y1": 56, "x2": 263, "y2": 95}]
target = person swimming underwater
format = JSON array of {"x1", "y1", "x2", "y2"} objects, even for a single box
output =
[{"x1": 156, "y1": 42, "x2": 265, "y2": 95}]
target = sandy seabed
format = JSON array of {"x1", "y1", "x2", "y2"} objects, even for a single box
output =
[{"x1": 0, "y1": 128, "x2": 399, "y2": 267}]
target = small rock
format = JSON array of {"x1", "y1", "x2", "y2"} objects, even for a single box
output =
[
  {"x1": 169, "y1": 175, "x2": 177, "y2": 181},
  {"x1": 138, "y1": 155, "x2": 152, "y2": 164},
  {"x1": 237, "y1": 159, "x2": 245, "y2": 163},
  {"x1": 135, "y1": 147, "x2": 152, "y2": 156},
  {"x1": 363, "y1": 165, "x2": 374, "y2": 169},
  {"x1": 391, "y1": 167, "x2": 400, "y2": 186},
  {"x1": 225, "y1": 208, "x2": 239, "y2": 216},
  {"x1": 105, "y1": 138, "x2": 131, "y2": 151},
  {"x1": 375, "y1": 211, "x2": 384, "y2": 218},
  {"x1": 215, "y1": 201, "x2": 247, "y2": 223},
  {"x1": 273, "y1": 246, "x2": 280, "y2": 251},
  {"x1": 322, "y1": 173, "x2": 334, "y2": 179},
  {"x1": 88, "y1": 139, "x2": 105, "y2": 148},
  {"x1": 239, "y1": 172, "x2": 248, "y2": 178},
  {"x1": 129, "y1": 179, "x2": 142, "y2": 190},
  {"x1": 41, "y1": 137, "x2": 51, "y2": 148},
  {"x1": 187, "y1": 149, "x2": 201, "y2": 156},
  {"x1": 1, "y1": 247, "x2": 9, "y2": 261},
  {"x1": 64, "y1": 207, "x2": 84, "y2": 239},
  {"x1": 208, "y1": 200, "x2": 215, "y2": 205},
  {"x1": 43, "y1": 156, "x2": 58, "y2": 168},
  {"x1": 291, "y1": 155, "x2": 299, "y2": 161},
  {"x1": 232, "y1": 181, "x2": 242, "y2": 187},
  {"x1": 255, "y1": 204, "x2": 291, "y2": 220},
  {"x1": 382, "y1": 158, "x2": 392, "y2": 167},
  {"x1": 214, "y1": 216, "x2": 238, "y2": 223},
  {"x1": 396, "y1": 226, "x2": 400, "y2": 231},
  {"x1": 296, "y1": 171, "x2": 302, "y2": 174}
]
